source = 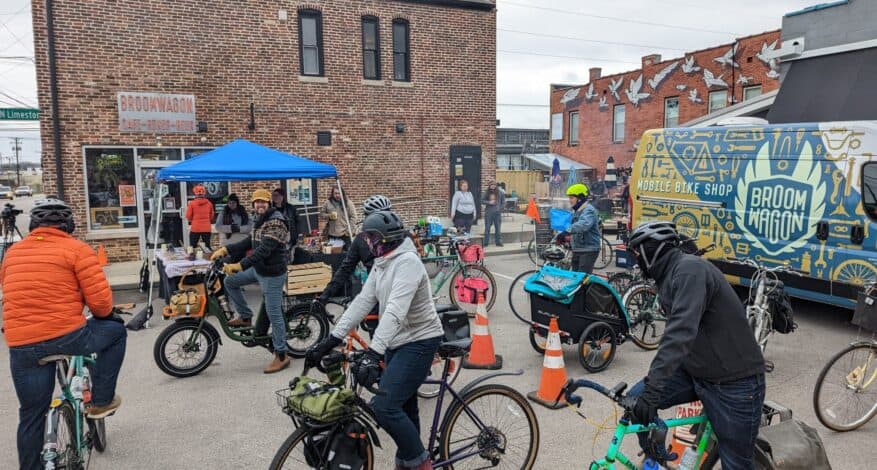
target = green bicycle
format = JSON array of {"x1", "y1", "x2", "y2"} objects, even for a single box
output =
[
  {"x1": 422, "y1": 235, "x2": 497, "y2": 314},
  {"x1": 40, "y1": 354, "x2": 109, "y2": 470}
]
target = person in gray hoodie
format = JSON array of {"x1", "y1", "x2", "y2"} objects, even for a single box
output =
[
  {"x1": 450, "y1": 179, "x2": 477, "y2": 234},
  {"x1": 307, "y1": 210, "x2": 443, "y2": 470}
]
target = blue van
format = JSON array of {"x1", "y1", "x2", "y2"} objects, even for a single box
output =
[{"x1": 630, "y1": 121, "x2": 877, "y2": 308}]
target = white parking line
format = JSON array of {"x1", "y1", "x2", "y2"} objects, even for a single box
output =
[{"x1": 492, "y1": 272, "x2": 517, "y2": 281}]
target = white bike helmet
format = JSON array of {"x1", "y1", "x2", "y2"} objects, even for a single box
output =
[{"x1": 363, "y1": 195, "x2": 392, "y2": 216}]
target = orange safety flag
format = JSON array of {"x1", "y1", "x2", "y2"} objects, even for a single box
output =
[{"x1": 525, "y1": 197, "x2": 541, "y2": 224}]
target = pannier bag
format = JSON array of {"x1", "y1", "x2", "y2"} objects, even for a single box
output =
[
  {"x1": 327, "y1": 421, "x2": 369, "y2": 470},
  {"x1": 286, "y1": 376, "x2": 356, "y2": 423},
  {"x1": 852, "y1": 291, "x2": 877, "y2": 332},
  {"x1": 454, "y1": 276, "x2": 489, "y2": 304},
  {"x1": 754, "y1": 419, "x2": 832, "y2": 470},
  {"x1": 750, "y1": 279, "x2": 796, "y2": 334},
  {"x1": 524, "y1": 265, "x2": 587, "y2": 305},
  {"x1": 458, "y1": 243, "x2": 485, "y2": 264}
]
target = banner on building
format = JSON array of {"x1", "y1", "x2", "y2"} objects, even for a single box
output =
[{"x1": 117, "y1": 92, "x2": 196, "y2": 133}]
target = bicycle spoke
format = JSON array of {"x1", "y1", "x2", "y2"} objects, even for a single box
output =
[{"x1": 817, "y1": 345, "x2": 877, "y2": 429}]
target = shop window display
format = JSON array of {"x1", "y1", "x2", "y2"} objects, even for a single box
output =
[{"x1": 85, "y1": 148, "x2": 139, "y2": 231}]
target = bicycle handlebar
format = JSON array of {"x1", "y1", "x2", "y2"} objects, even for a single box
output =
[
  {"x1": 724, "y1": 257, "x2": 810, "y2": 276},
  {"x1": 555, "y1": 379, "x2": 630, "y2": 409},
  {"x1": 302, "y1": 350, "x2": 385, "y2": 396}
]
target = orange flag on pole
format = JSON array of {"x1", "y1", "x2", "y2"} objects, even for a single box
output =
[{"x1": 525, "y1": 197, "x2": 541, "y2": 224}]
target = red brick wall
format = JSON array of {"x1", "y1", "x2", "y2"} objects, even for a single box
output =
[
  {"x1": 549, "y1": 30, "x2": 780, "y2": 177},
  {"x1": 31, "y1": 0, "x2": 496, "y2": 261}
]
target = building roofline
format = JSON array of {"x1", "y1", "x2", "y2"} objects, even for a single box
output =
[
  {"x1": 785, "y1": 0, "x2": 848, "y2": 17},
  {"x1": 682, "y1": 89, "x2": 778, "y2": 127},
  {"x1": 496, "y1": 127, "x2": 549, "y2": 132},
  {"x1": 397, "y1": 0, "x2": 495, "y2": 11}
]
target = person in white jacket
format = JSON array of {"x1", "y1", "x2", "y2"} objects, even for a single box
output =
[
  {"x1": 214, "y1": 193, "x2": 253, "y2": 246},
  {"x1": 306, "y1": 210, "x2": 443, "y2": 470},
  {"x1": 450, "y1": 179, "x2": 477, "y2": 234}
]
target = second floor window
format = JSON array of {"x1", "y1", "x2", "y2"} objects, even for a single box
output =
[
  {"x1": 709, "y1": 90, "x2": 728, "y2": 113},
  {"x1": 393, "y1": 20, "x2": 410, "y2": 81},
  {"x1": 744, "y1": 85, "x2": 763, "y2": 101},
  {"x1": 568, "y1": 112, "x2": 580, "y2": 145},
  {"x1": 362, "y1": 17, "x2": 380, "y2": 80},
  {"x1": 613, "y1": 105, "x2": 625, "y2": 143},
  {"x1": 664, "y1": 97, "x2": 679, "y2": 127},
  {"x1": 299, "y1": 10, "x2": 324, "y2": 76}
]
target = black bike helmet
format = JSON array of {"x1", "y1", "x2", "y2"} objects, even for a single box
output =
[
  {"x1": 30, "y1": 197, "x2": 74, "y2": 233},
  {"x1": 628, "y1": 221, "x2": 680, "y2": 274},
  {"x1": 362, "y1": 195, "x2": 392, "y2": 216},
  {"x1": 541, "y1": 245, "x2": 567, "y2": 262},
  {"x1": 361, "y1": 210, "x2": 407, "y2": 242}
]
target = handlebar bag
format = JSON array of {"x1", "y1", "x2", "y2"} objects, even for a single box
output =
[{"x1": 286, "y1": 376, "x2": 356, "y2": 423}]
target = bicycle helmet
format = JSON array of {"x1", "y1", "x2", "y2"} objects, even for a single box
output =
[
  {"x1": 541, "y1": 245, "x2": 567, "y2": 262},
  {"x1": 30, "y1": 197, "x2": 74, "y2": 233},
  {"x1": 193, "y1": 184, "x2": 207, "y2": 196},
  {"x1": 361, "y1": 210, "x2": 407, "y2": 257},
  {"x1": 627, "y1": 221, "x2": 680, "y2": 275},
  {"x1": 362, "y1": 195, "x2": 392, "y2": 215},
  {"x1": 566, "y1": 183, "x2": 590, "y2": 198}
]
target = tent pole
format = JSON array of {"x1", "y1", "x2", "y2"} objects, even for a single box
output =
[
  {"x1": 146, "y1": 183, "x2": 165, "y2": 325},
  {"x1": 337, "y1": 179, "x2": 353, "y2": 237}
]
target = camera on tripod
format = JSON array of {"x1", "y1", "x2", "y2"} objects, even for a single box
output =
[{"x1": 2, "y1": 203, "x2": 22, "y2": 221}]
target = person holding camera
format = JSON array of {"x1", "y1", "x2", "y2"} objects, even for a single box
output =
[
  {"x1": 2, "y1": 198, "x2": 126, "y2": 470},
  {"x1": 214, "y1": 193, "x2": 252, "y2": 246}
]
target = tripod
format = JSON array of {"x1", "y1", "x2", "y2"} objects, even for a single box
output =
[{"x1": 0, "y1": 216, "x2": 23, "y2": 264}]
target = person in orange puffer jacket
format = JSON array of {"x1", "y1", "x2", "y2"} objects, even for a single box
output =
[
  {"x1": 2, "y1": 198, "x2": 127, "y2": 470},
  {"x1": 186, "y1": 184, "x2": 214, "y2": 248}
]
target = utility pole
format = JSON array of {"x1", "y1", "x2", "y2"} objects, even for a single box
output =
[{"x1": 10, "y1": 138, "x2": 21, "y2": 187}]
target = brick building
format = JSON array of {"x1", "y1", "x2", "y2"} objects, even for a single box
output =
[
  {"x1": 31, "y1": 0, "x2": 496, "y2": 261},
  {"x1": 549, "y1": 30, "x2": 781, "y2": 178}
]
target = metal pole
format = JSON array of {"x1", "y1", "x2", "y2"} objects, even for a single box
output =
[
  {"x1": 144, "y1": 182, "x2": 164, "y2": 325},
  {"x1": 12, "y1": 137, "x2": 21, "y2": 187},
  {"x1": 336, "y1": 179, "x2": 353, "y2": 237},
  {"x1": 46, "y1": 0, "x2": 65, "y2": 199}
]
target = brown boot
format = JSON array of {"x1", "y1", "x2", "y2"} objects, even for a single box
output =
[
  {"x1": 264, "y1": 353, "x2": 290, "y2": 374},
  {"x1": 228, "y1": 316, "x2": 252, "y2": 327},
  {"x1": 86, "y1": 395, "x2": 122, "y2": 419}
]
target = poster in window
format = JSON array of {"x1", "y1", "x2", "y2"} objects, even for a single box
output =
[
  {"x1": 286, "y1": 178, "x2": 313, "y2": 205},
  {"x1": 118, "y1": 185, "x2": 136, "y2": 207},
  {"x1": 90, "y1": 207, "x2": 123, "y2": 229},
  {"x1": 163, "y1": 197, "x2": 177, "y2": 211}
]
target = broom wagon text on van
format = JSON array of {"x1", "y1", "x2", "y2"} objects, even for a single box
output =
[
  {"x1": 746, "y1": 185, "x2": 808, "y2": 244},
  {"x1": 636, "y1": 180, "x2": 733, "y2": 197}
]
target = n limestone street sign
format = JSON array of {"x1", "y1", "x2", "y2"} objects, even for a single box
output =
[{"x1": 0, "y1": 108, "x2": 40, "y2": 120}]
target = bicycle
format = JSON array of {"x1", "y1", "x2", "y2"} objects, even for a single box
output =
[
  {"x1": 813, "y1": 281, "x2": 877, "y2": 431},
  {"x1": 270, "y1": 345, "x2": 540, "y2": 469},
  {"x1": 723, "y1": 257, "x2": 807, "y2": 353},
  {"x1": 422, "y1": 235, "x2": 497, "y2": 314},
  {"x1": 40, "y1": 353, "x2": 109, "y2": 470},
  {"x1": 527, "y1": 225, "x2": 615, "y2": 270}
]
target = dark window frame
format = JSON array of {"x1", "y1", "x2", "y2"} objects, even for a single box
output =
[
  {"x1": 568, "y1": 111, "x2": 580, "y2": 145},
  {"x1": 392, "y1": 19, "x2": 411, "y2": 82},
  {"x1": 863, "y1": 162, "x2": 877, "y2": 221},
  {"x1": 298, "y1": 9, "x2": 324, "y2": 77},
  {"x1": 361, "y1": 16, "x2": 381, "y2": 80}
]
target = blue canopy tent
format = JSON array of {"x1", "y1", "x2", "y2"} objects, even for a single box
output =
[{"x1": 132, "y1": 139, "x2": 345, "y2": 329}]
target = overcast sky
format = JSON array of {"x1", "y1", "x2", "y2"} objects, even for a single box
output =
[{"x1": 0, "y1": 0, "x2": 820, "y2": 162}]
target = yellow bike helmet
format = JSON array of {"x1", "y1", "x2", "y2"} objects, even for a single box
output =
[{"x1": 566, "y1": 183, "x2": 590, "y2": 198}]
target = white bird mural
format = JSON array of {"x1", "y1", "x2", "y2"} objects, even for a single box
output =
[
  {"x1": 736, "y1": 75, "x2": 753, "y2": 85},
  {"x1": 756, "y1": 40, "x2": 779, "y2": 64},
  {"x1": 560, "y1": 87, "x2": 580, "y2": 104},
  {"x1": 584, "y1": 82, "x2": 597, "y2": 101},
  {"x1": 688, "y1": 88, "x2": 703, "y2": 104},
  {"x1": 676, "y1": 84, "x2": 688, "y2": 91},
  {"x1": 608, "y1": 77, "x2": 624, "y2": 101},
  {"x1": 714, "y1": 43, "x2": 739, "y2": 68},
  {"x1": 703, "y1": 69, "x2": 728, "y2": 88},
  {"x1": 625, "y1": 74, "x2": 650, "y2": 106},
  {"x1": 766, "y1": 69, "x2": 780, "y2": 80},
  {"x1": 682, "y1": 56, "x2": 701, "y2": 74},
  {"x1": 598, "y1": 96, "x2": 608, "y2": 109},
  {"x1": 647, "y1": 61, "x2": 678, "y2": 90}
]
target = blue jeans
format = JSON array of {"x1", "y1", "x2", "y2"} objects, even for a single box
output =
[
  {"x1": 629, "y1": 370, "x2": 766, "y2": 470},
  {"x1": 224, "y1": 267, "x2": 288, "y2": 353},
  {"x1": 372, "y1": 336, "x2": 442, "y2": 467},
  {"x1": 9, "y1": 318, "x2": 127, "y2": 470},
  {"x1": 483, "y1": 211, "x2": 502, "y2": 245}
]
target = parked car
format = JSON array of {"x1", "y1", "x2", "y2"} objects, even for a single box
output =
[
  {"x1": 14, "y1": 186, "x2": 32, "y2": 197},
  {"x1": 0, "y1": 185, "x2": 14, "y2": 200}
]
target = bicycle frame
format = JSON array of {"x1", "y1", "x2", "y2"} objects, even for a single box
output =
[
  {"x1": 43, "y1": 355, "x2": 96, "y2": 466},
  {"x1": 592, "y1": 415, "x2": 713, "y2": 470}
]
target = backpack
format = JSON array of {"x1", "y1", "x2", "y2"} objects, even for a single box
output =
[
  {"x1": 754, "y1": 419, "x2": 832, "y2": 469},
  {"x1": 767, "y1": 281, "x2": 796, "y2": 334}
]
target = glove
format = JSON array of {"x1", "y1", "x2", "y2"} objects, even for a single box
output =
[
  {"x1": 210, "y1": 246, "x2": 229, "y2": 261},
  {"x1": 305, "y1": 335, "x2": 343, "y2": 367},
  {"x1": 222, "y1": 262, "x2": 243, "y2": 275},
  {"x1": 631, "y1": 384, "x2": 661, "y2": 425},
  {"x1": 351, "y1": 348, "x2": 383, "y2": 389},
  {"x1": 231, "y1": 224, "x2": 240, "y2": 233}
]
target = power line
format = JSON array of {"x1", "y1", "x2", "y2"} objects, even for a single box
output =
[
  {"x1": 0, "y1": 4, "x2": 28, "y2": 17},
  {"x1": 0, "y1": 56, "x2": 33, "y2": 62},
  {"x1": 498, "y1": 103, "x2": 551, "y2": 108},
  {"x1": 500, "y1": 0, "x2": 741, "y2": 36},
  {"x1": 660, "y1": 0, "x2": 778, "y2": 20},
  {"x1": 0, "y1": 90, "x2": 36, "y2": 108},
  {"x1": 498, "y1": 49, "x2": 640, "y2": 64},
  {"x1": 498, "y1": 28, "x2": 688, "y2": 52}
]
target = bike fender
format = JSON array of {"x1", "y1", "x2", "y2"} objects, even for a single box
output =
[
  {"x1": 848, "y1": 339, "x2": 877, "y2": 348},
  {"x1": 174, "y1": 317, "x2": 222, "y2": 345},
  {"x1": 458, "y1": 369, "x2": 525, "y2": 397},
  {"x1": 354, "y1": 415, "x2": 382, "y2": 449}
]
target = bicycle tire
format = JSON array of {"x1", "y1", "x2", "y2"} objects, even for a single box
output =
[
  {"x1": 448, "y1": 264, "x2": 497, "y2": 314},
  {"x1": 43, "y1": 401, "x2": 83, "y2": 470},
  {"x1": 813, "y1": 342, "x2": 877, "y2": 432},
  {"x1": 624, "y1": 284, "x2": 666, "y2": 351},
  {"x1": 153, "y1": 321, "x2": 219, "y2": 378},
  {"x1": 527, "y1": 239, "x2": 545, "y2": 267},
  {"x1": 269, "y1": 425, "x2": 375, "y2": 470},
  {"x1": 285, "y1": 303, "x2": 330, "y2": 358},
  {"x1": 438, "y1": 384, "x2": 540, "y2": 469},
  {"x1": 508, "y1": 270, "x2": 537, "y2": 325},
  {"x1": 593, "y1": 236, "x2": 614, "y2": 270},
  {"x1": 418, "y1": 355, "x2": 462, "y2": 399},
  {"x1": 606, "y1": 271, "x2": 636, "y2": 297},
  {"x1": 88, "y1": 417, "x2": 107, "y2": 453},
  {"x1": 578, "y1": 321, "x2": 617, "y2": 373}
]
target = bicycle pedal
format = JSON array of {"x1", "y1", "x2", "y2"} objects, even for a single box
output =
[{"x1": 765, "y1": 360, "x2": 775, "y2": 373}]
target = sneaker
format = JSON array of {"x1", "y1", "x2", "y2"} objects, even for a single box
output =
[
  {"x1": 228, "y1": 316, "x2": 252, "y2": 327},
  {"x1": 264, "y1": 353, "x2": 290, "y2": 374},
  {"x1": 496, "y1": 243, "x2": 504, "y2": 247},
  {"x1": 86, "y1": 395, "x2": 121, "y2": 419}
]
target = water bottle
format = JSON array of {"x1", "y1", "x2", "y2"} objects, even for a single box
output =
[
  {"x1": 642, "y1": 458, "x2": 665, "y2": 470},
  {"x1": 677, "y1": 447, "x2": 699, "y2": 470},
  {"x1": 80, "y1": 367, "x2": 92, "y2": 403},
  {"x1": 217, "y1": 294, "x2": 234, "y2": 320}
]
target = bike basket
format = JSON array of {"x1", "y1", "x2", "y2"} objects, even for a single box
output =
[
  {"x1": 278, "y1": 376, "x2": 356, "y2": 423},
  {"x1": 853, "y1": 292, "x2": 877, "y2": 332},
  {"x1": 162, "y1": 268, "x2": 207, "y2": 318}
]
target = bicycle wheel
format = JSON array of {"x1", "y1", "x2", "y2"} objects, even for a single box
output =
[
  {"x1": 285, "y1": 303, "x2": 330, "y2": 358},
  {"x1": 438, "y1": 384, "x2": 540, "y2": 469},
  {"x1": 88, "y1": 417, "x2": 107, "y2": 453},
  {"x1": 529, "y1": 328, "x2": 547, "y2": 354},
  {"x1": 624, "y1": 284, "x2": 666, "y2": 351},
  {"x1": 153, "y1": 321, "x2": 219, "y2": 378},
  {"x1": 527, "y1": 239, "x2": 545, "y2": 267},
  {"x1": 813, "y1": 342, "x2": 877, "y2": 431},
  {"x1": 578, "y1": 321, "x2": 617, "y2": 372},
  {"x1": 448, "y1": 265, "x2": 497, "y2": 314},
  {"x1": 606, "y1": 271, "x2": 635, "y2": 297},
  {"x1": 508, "y1": 270, "x2": 537, "y2": 325},
  {"x1": 42, "y1": 401, "x2": 84, "y2": 470},
  {"x1": 269, "y1": 426, "x2": 375, "y2": 470},
  {"x1": 593, "y1": 237, "x2": 614, "y2": 270},
  {"x1": 418, "y1": 355, "x2": 462, "y2": 399}
]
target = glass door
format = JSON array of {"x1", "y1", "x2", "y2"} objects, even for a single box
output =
[{"x1": 138, "y1": 167, "x2": 185, "y2": 257}]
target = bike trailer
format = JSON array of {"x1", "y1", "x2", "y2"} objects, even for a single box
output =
[{"x1": 524, "y1": 266, "x2": 628, "y2": 341}]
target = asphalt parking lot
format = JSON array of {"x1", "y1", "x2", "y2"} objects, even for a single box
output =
[{"x1": 1, "y1": 252, "x2": 875, "y2": 468}]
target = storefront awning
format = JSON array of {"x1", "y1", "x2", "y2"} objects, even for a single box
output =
[
  {"x1": 767, "y1": 47, "x2": 877, "y2": 123},
  {"x1": 523, "y1": 153, "x2": 592, "y2": 172}
]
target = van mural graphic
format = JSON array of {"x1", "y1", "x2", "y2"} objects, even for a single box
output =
[{"x1": 734, "y1": 141, "x2": 826, "y2": 256}]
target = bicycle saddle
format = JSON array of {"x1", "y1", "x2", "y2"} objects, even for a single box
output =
[
  {"x1": 38, "y1": 355, "x2": 70, "y2": 366},
  {"x1": 438, "y1": 338, "x2": 472, "y2": 359}
]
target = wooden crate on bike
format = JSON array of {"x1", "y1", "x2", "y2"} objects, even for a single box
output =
[{"x1": 285, "y1": 262, "x2": 332, "y2": 296}]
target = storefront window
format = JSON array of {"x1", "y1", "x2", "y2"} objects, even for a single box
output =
[
  {"x1": 184, "y1": 148, "x2": 213, "y2": 159},
  {"x1": 137, "y1": 148, "x2": 181, "y2": 161},
  {"x1": 186, "y1": 181, "x2": 230, "y2": 214},
  {"x1": 85, "y1": 148, "x2": 139, "y2": 231}
]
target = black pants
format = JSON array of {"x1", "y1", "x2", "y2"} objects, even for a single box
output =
[
  {"x1": 189, "y1": 232, "x2": 211, "y2": 248},
  {"x1": 453, "y1": 211, "x2": 474, "y2": 234},
  {"x1": 571, "y1": 251, "x2": 599, "y2": 274}
]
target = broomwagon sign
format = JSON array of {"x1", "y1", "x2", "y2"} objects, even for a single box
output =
[{"x1": 117, "y1": 92, "x2": 197, "y2": 133}]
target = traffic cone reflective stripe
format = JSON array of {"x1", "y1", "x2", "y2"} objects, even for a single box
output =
[
  {"x1": 462, "y1": 290, "x2": 502, "y2": 370},
  {"x1": 528, "y1": 317, "x2": 568, "y2": 409}
]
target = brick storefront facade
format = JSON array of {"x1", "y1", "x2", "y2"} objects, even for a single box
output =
[
  {"x1": 31, "y1": 0, "x2": 496, "y2": 261},
  {"x1": 549, "y1": 30, "x2": 780, "y2": 177}
]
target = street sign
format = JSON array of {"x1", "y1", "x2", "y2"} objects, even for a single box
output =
[{"x1": 0, "y1": 108, "x2": 40, "y2": 121}]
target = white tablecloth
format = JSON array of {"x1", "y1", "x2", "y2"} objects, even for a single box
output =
[{"x1": 154, "y1": 249, "x2": 212, "y2": 278}]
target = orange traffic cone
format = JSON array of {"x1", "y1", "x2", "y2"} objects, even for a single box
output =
[
  {"x1": 528, "y1": 317, "x2": 567, "y2": 409},
  {"x1": 462, "y1": 289, "x2": 503, "y2": 370},
  {"x1": 96, "y1": 245, "x2": 109, "y2": 266}
]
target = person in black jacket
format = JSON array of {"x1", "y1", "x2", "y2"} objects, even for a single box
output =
[
  {"x1": 210, "y1": 189, "x2": 291, "y2": 373},
  {"x1": 272, "y1": 188, "x2": 298, "y2": 251},
  {"x1": 626, "y1": 221, "x2": 765, "y2": 469}
]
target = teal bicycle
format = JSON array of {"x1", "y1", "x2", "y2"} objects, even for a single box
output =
[
  {"x1": 422, "y1": 235, "x2": 497, "y2": 314},
  {"x1": 41, "y1": 353, "x2": 109, "y2": 470}
]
